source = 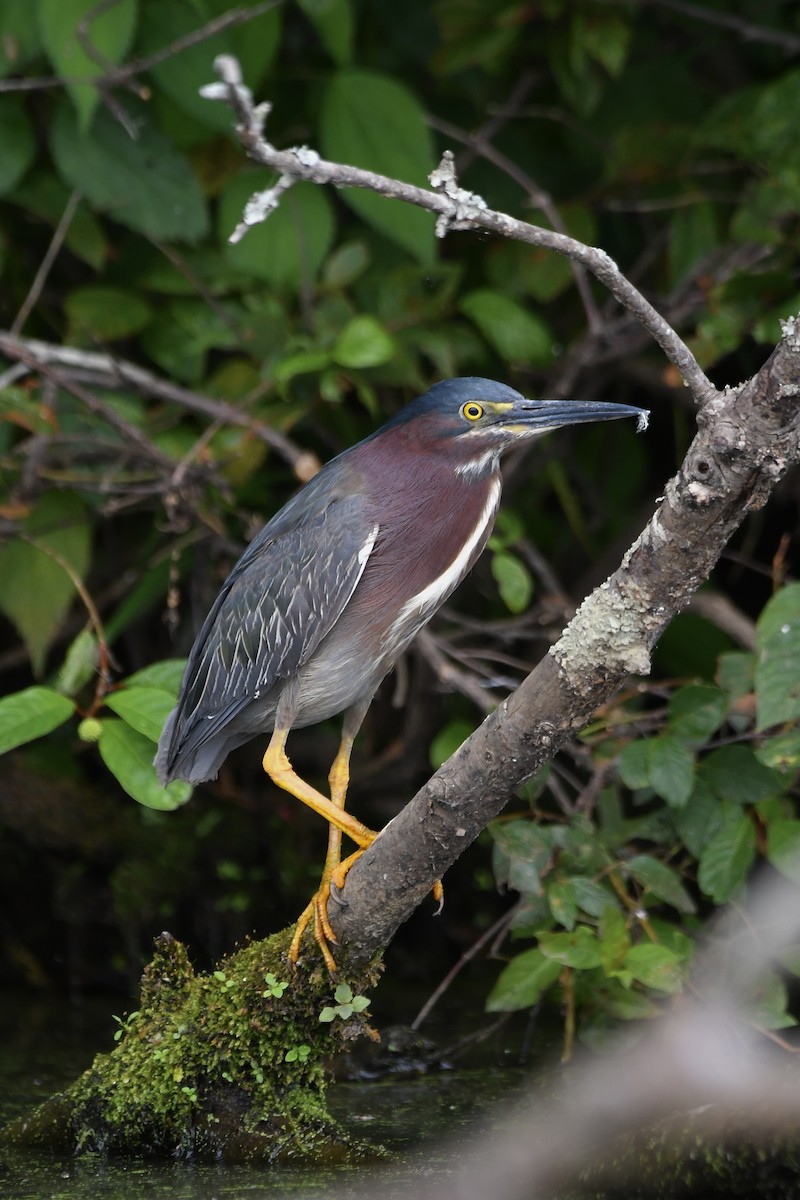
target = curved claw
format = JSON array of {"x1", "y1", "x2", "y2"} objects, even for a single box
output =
[
  {"x1": 288, "y1": 847, "x2": 371, "y2": 973},
  {"x1": 289, "y1": 891, "x2": 338, "y2": 973}
]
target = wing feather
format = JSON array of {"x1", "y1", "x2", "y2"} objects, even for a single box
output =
[{"x1": 157, "y1": 492, "x2": 377, "y2": 778}]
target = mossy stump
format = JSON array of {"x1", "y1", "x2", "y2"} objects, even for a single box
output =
[{"x1": 4, "y1": 929, "x2": 382, "y2": 1162}]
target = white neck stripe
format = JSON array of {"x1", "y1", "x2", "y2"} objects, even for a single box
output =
[{"x1": 394, "y1": 478, "x2": 502, "y2": 627}]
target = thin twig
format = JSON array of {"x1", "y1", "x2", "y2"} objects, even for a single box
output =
[
  {"x1": 633, "y1": 0, "x2": 800, "y2": 53},
  {"x1": 427, "y1": 112, "x2": 602, "y2": 333},
  {"x1": 411, "y1": 905, "x2": 519, "y2": 1030},
  {"x1": 203, "y1": 55, "x2": 717, "y2": 405},
  {"x1": 0, "y1": 332, "x2": 317, "y2": 480},
  {"x1": 11, "y1": 192, "x2": 82, "y2": 336},
  {"x1": 0, "y1": 1, "x2": 284, "y2": 96}
]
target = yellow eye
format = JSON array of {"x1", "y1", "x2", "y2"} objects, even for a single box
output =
[{"x1": 462, "y1": 402, "x2": 484, "y2": 421}]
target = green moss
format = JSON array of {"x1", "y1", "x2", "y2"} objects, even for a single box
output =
[{"x1": 5, "y1": 928, "x2": 383, "y2": 1162}]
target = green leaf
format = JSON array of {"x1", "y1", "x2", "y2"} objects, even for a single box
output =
[
  {"x1": 667, "y1": 684, "x2": 728, "y2": 744},
  {"x1": 50, "y1": 101, "x2": 208, "y2": 242},
  {"x1": 716, "y1": 650, "x2": 755, "y2": 705},
  {"x1": 0, "y1": 0, "x2": 43, "y2": 77},
  {"x1": 699, "y1": 744, "x2": 783, "y2": 805},
  {"x1": 755, "y1": 582, "x2": 800, "y2": 730},
  {"x1": 697, "y1": 803, "x2": 756, "y2": 902},
  {"x1": 646, "y1": 735, "x2": 695, "y2": 808},
  {"x1": 124, "y1": 660, "x2": 186, "y2": 695},
  {"x1": 751, "y1": 69, "x2": 800, "y2": 166},
  {"x1": 323, "y1": 239, "x2": 369, "y2": 288},
  {"x1": 0, "y1": 687, "x2": 74, "y2": 755},
  {"x1": 671, "y1": 777, "x2": 722, "y2": 858},
  {"x1": 742, "y1": 972, "x2": 796, "y2": 1031},
  {"x1": 105, "y1": 687, "x2": 175, "y2": 744},
  {"x1": 624, "y1": 944, "x2": 684, "y2": 994},
  {"x1": 485, "y1": 948, "x2": 562, "y2": 1012},
  {"x1": 0, "y1": 492, "x2": 91, "y2": 675},
  {"x1": 65, "y1": 286, "x2": 152, "y2": 342},
  {"x1": 755, "y1": 729, "x2": 800, "y2": 775},
  {"x1": 617, "y1": 739, "x2": 650, "y2": 790},
  {"x1": 142, "y1": 0, "x2": 281, "y2": 133},
  {"x1": 538, "y1": 926, "x2": 603, "y2": 970},
  {"x1": 98, "y1": 719, "x2": 192, "y2": 810},
  {"x1": 37, "y1": 0, "x2": 137, "y2": 130},
  {"x1": 320, "y1": 70, "x2": 435, "y2": 263},
  {"x1": 668, "y1": 201, "x2": 719, "y2": 288},
  {"x1": 766, "y1": 819, "x2": 800, "y2": 884},
  {"x1": 0, "y1": 97, "x2": 36, "y2": 195},
  {"x1": 274, "y1": 351, "x2": 333, "y2": 385},
  {"x1": 601, "y1": 982, "x2": 659, "y2": 1021},
  {"x1": 459, "y1": 290, "x2": 553, "y2": 365},
  {"x1": 429, "y1": 718, "x2": 475, "y2": 770},
  {"x1": 571, "y1": 876, "x2": 618, "y2": 919},
  {"x1": 625, "y1": 854, "x2": 696, "y2": 914},
  {"x1": 584, "y1": 11, "x2": 631, "y2": 77},
  {"x1": 599, "y1": 905, "x2": 630, "y2": 975},
  {"x1": 299, "y1": 0, "x2": 353, "y2": 65},
  {"x1": 490, "y1": 819, "x2": 554, "y2": 894},
  {"x1": 220, "y1": 177, "x2": 334, "y2": 287},
  {"x1": 332, "y1": 315, "x2": 395, "y2": 368},
  {"x1": 55, "y1": 629, "x2": 98, "y2": 696},
  {"x1": 547, "y1": 880, "x2": 577, "y2": 931},
  {"x1": 491, "y1": 550, "x2": 533, "y2": 614}
]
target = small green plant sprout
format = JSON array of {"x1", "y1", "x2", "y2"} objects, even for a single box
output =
[
  {"x1": 285, "y1": 1044, "x2": 311, "y2": 1064},
  {"x1": 112, "y1": 1010, "x2": 140, "y2": 1042},
  {"x1": 262, "y1": 971, "x2": 288, "y2": 999},
  {"x1": 319, "y1": 983, "x2": 370, "y2": 1023},
  {"x1": 180, "y1": 1085, "x2": 198, "y2": 1104},
  {"x1": 213, "y1": 970, "x2": 236, "y2": 990}
]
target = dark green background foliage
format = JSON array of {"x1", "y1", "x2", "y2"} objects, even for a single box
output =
[{"x1": 0, "y1": 0, "x2": 799, "y2": 1038}]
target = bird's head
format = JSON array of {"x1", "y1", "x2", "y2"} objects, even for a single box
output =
[{"x1": 385, "y1": 377, "x2": 649, "y2": 476}]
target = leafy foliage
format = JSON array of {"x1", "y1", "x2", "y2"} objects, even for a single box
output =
[
  {"x1": 486, "y1": 585, "x2": 800, "y2": 1044},
  {"x1": 0, "y1": 0, "x2": 798, "y2": 1024}
]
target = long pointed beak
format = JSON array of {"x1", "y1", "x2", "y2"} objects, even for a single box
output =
[{"x1": 508, "y1": 399, "x2": 649, "y2": 433}]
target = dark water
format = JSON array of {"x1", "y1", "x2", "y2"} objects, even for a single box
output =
[{"x1": 0, "y1": 987, "x2": 532, "y2": 1200}]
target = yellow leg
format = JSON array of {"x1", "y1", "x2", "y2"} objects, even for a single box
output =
[
  {"x1": 271, "y1": 727, "x2": 376, "y2": 971},
  {"x1": 263, "y1": 726, "x2": 376, "y2": 850}
]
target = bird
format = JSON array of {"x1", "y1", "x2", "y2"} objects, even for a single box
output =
[{"x1": 156, "y1": 378, "x2": 648, "y2": 970}]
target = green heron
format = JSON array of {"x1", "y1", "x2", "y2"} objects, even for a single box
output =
[{"x1": 156, "y1": 378, "x2": 647, "y2": 969}]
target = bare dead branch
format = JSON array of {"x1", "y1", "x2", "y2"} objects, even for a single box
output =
[
  {"x1": 0, "y1": 332, "x2": 318, "y2": 481},
  {"x1": 202, "y1": 55, "x2": 717, "y2": 404}
]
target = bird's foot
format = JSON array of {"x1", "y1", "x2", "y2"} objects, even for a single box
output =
[
  {"x1": 288, "y1": 890, "x2": 338, "y2": 973},
  {"x1": 288, "y1": 846, "x2": 368, "y2": 973}
]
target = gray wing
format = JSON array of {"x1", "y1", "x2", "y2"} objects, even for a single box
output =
[{"x1": 156, "y1": 493, "x2": 377, "y2": 780}]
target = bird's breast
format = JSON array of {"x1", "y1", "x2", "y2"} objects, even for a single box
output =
[
  {"x1": 342, "y1": 469, "x2": 502, "y2": 658},
  {"x1": 290, "y1": 462, "x2": 501, "y2": 723}
]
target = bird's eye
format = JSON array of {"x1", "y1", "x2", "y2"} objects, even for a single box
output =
[{"x1": 462, "y1": 402, "x2": 484, "y2": 421}]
